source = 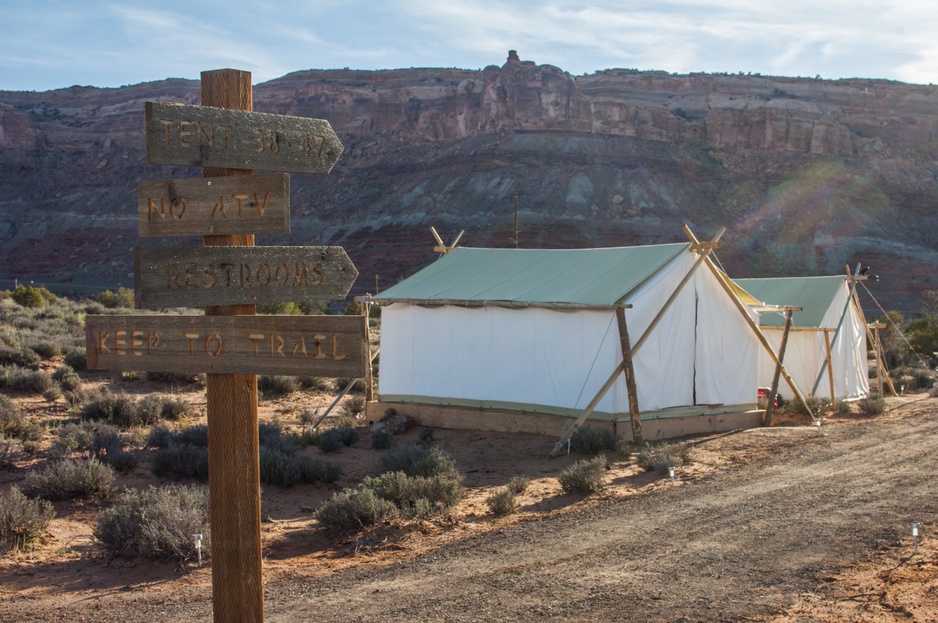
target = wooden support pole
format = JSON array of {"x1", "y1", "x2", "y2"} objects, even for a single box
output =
[
  {"x1": 763, "y1": 309, "x2": 793, "y2": 426},
  {"x1": 823, "y1": 328, "x2": 836, "y2": 401},
  {"x1": 362, "y1": 297, "x2": 374, "y2": 402},
  {"x1": 616, "y1": 306, "x2": 642, "y2": 444},
  {"x1": 201, "y1": 69, "x2": 264, "y2": 623}
]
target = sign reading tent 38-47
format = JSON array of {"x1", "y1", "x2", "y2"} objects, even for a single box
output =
[{"x1": 146, "y1": 102, "x2": 344, "y2": 174}]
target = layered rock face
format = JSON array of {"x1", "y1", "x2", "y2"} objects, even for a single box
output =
[{"x1": 1, "y1": 52, "x2": 936, "y2": 315}]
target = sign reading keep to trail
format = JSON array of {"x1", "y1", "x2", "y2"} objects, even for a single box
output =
[
  {"x1": 134, "y1": 245, "x2": 358, "y2": 309},
  {"x1": 138, "y1": 174, "x2": 290, "y2": 237},
  {"x1": 145, "y1": 102, "x2": 344, "y2": 174},
  {"x1": 86, "y1": 314, "x2": 366, "y2": 377}
]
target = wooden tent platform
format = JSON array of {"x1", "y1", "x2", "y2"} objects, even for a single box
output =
[{"x1": 365, "y1": 400, "x2": 764, "y2": 441}]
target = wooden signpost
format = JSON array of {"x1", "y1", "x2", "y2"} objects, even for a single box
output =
[
  {"x1": 138, "y1": 174, "x2": 290, "y2": 237},
  {"x1": 146, "y1": 101, "x2": 344, "y2": 174},
  {"x1": 134, "y1": 245, "x2": 358, "y2": 308},
  {"x1": 86, "y1": 69, "x2": 356, "y2": 623}
]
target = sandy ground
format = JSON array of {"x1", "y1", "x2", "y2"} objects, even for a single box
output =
[{"x1": 0, "y1": 376, "x2": 936, "y2": 622}]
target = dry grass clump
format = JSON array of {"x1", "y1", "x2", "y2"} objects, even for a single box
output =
[{"x1": 636, "y1": 443, "x2": 690, "y2": 474}]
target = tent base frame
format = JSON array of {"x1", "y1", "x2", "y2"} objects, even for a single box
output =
[{"x1": 365, "y1": 400, "x2": 764, "y2": 441}]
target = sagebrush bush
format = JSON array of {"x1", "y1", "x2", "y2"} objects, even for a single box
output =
[
  {"x1": 781, "y1": 395, "x2": 830, "y2": 417},
  {"x1": 94, "y1": 484, "x2": 209, "y2": 561},
  {"x1": 259, "y1": 447, "x2": 301, "y2": 487},
  {"x1": 78, "y1": 393, "x2": 140, "y2": 427},
  {"x1": 299, "y1": 407, "x2": 319, "y2": 426},
  {"x1": 22, "y1": 458, "x2": 115, "y2": 500},
  {"x1": 318, "y1": 426, "x2": 359, "y2": 453},
  {"x1": 258, "y1": 375, "x2": 300, "y2": 397},
  {"x1": 636, "y1": 443, "x2": 690, "y2": 474},
  {"x1": 341, "y1": 394, "x2": 366, "y2": 417},
  {"x1": 145, "y1": 370, "x2": 204, "y2": 386},
  {"x1": 0, "y1": 437, "x2": 19, "y2": 470},
  {"x1": 0, "y1": 366, "x2": 55, "y2": 394},
  {"x1": 570, "y1": 426, "x2": 622, "y2": 455},
  {"x1": 375, "y1": 444, "x2": 457, "y2": 479},
  {"x1": 858, "y1": 394, "x2": 886, "y2": 416},
  {"x1": 363, "y1": 470, "x2": 463, "y2": 515},
  {"x1": 315, "y1": 488, "x2": 399, "y2": 531},
  {"x1": 52, "y1": 365, "x2": 82, "y2": 391},
  {"x1": 150, "y1": 444, "x2": 209, "y2": 480},
  {"x1": 296, "y1": 455, "x2": 342, "y2": 484},
  {"x1": 370, "y1": 429, "x2": 393, "y2": 450},
  {"x1": 334, "y1": 378, "x2": 364, "y2": 393},
  {"x1": 486, "y1": 488, "x2": 518, "y2": 516},
  {"x1": 0, "y1": 347, "x2": 41, "y2": 370},
  {"x1": 63, "y1": 348, "x2": 87, "y2": 371},
  {"x1": 507, "y1": 475, "x2": 530, "y2": 495},
  {"x1": 558, "y1": 455, "x2": 607, "y2": 495},
  {"x1": 0, "y1": 396, "x2": 43, "y2": 442},
  {"x1": 298, "y1": 377, "x2": 334, "y2": 392},
  {"x1": 0, "y1": 486, "x2": 55, "y2": 553},
  {"x1": 52, "y1": 421, "x2": 119, "y2": 458}
]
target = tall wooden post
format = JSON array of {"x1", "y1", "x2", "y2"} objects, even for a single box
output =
[
  {"x1": 201, "y1": 69, "x2": 264, "y2": 623},
  {"x1": 763, "y1": 309, "x2": 793, "y2": 427},
  {"x1": 616, "y1": 306, "x2": 643, "y2": 444}
]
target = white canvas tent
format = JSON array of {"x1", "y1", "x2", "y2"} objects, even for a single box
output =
[
  {"x1": 735, "y1": 276, "x2": 870, "y2": 401},
  {"x1": 373, "y1": 243, "x2": 763, "y2": 436}
]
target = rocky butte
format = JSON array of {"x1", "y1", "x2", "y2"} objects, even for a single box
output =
[{"x1": 1, "y1": 51, "x2": 937, "y2": 315}]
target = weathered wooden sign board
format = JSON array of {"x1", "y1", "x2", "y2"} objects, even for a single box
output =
[
  {"x1": 134, "y1": 245, "x2": 358, "y2": 309},
  {"x1": 138, "y1": 174, "x2": 290, "y2": 237},
  {"x1": 146, "y1": 102, "x2": 344, "y2": 174},
  {"x1": 86, "y1": 314, "x2": 366, "y2": 377}
]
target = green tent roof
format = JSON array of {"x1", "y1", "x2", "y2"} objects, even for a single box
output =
[
  {"x1": 735, "y1": 276, "x2": 846, "y2": 327},
  {"x1": 375, "y1": 244, "x2": 689, "y2": 306}
]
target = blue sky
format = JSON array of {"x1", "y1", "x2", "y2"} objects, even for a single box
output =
[{"x1": 2, "y1": 1, "x2": 937, "y2": 92}]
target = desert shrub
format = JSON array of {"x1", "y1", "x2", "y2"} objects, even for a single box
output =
[
  {"x1": 150, "y1": 444, "x2": 209, "y2": 480},
  {"x1": 0, "y1": 486, "x2": 54, "y2": 553},
  {"x1": 569, "y1": 426, "x2": 622, "y2": 455},
  {"x1": 486, "y1": 488, "x2": 518, "y2": 516},
  {"x1": 0, "y1": 366, "x2": 54, "y2": 394},
  {"x1": 52, "y1": 365, "x2": 82, "y2": 391},
  {"x1": 11, "y1": 286, "x2": 46, "y2": 309},
  {"x1": 780, "y1": 395, "x2": 830, "y2": 417},
  {"x1": 27, "y1": 339, "x2": 65, "y2": 360},
  {"x1": 52, "y1": 421, "x2": 118, "y2": 458},
  {"x1": 636, "y1": 443, "x2": 690, "y2": 474},
  {"x1": 363, "y1": 470, "x2": 463, "y2": 515},
  {"x1": 298, "y1": 377, "x2": 333, "y2": 392},
  {"x1": 259, "y1": 447, "x2": 301, "y2": 487},
  {"x1": 92, "y1": 430, "x2": 140, "y2": 472},
  {"x1": 22, "y1": 458, "x2": 115, "y2": 500},
  {"x1": 158, "y1": 396, "x2": 191, "y2": 420},
  {"x1": 289, "y1": 428, "x2": 321, "y2": 447},
  {"x1": 507, "y1": 475, "x2": 531, "y2": 495},
  {"x1": 78, "y1": 392, "x2": 136, "y2": 426},
  {"x1": 558, "y1": 455, "x2": 607, "y2": 495},
  {"x1": 341, "y1": 394, "x2": 366, "y2": 418},
  {"x1": 318, "y1": 426, "x2": 359, "y2": 453},
  {"x1": 334, "y1": 378, "x2": 364, "y2": 393},
  {"x1": 94, "y1": 484, "x2": 209, "y2": 561},
  {"x1": 0, "y1": 437, "x2": 19, "y2": 470},
  {"x1": 375, "y1": 445, "x2": 457, "y2": 479},
  {"x1": 0, "y1": 397, "x2": 43, "y2": 442},
  {"x1": 370, "y1": 429, "x2": 393, "y2": 450},
  {"x1": 315, "y1": 488, "x2": 399, "y2": 531},
  {"x1": 834, "y1": 400, "x2": 851, "y2": 415},
  {"x1": 145, "y1": 371, "x2": 204, "y2": 386},
  {"x1": 63, "y1": 347, "x2": 87, "y2": 371},
  {"x1": 296, "y1": 455, "x2": 342, "y2": 484},
  {"x1": 858, "y1": 394, "x2": 886, "y2": 416},
  {"x1": 258, "y1": 375, "x2": 300, "y2": 397},
  {"x1": 0, "y1": 346, "x2": 41, "y2": 370},
  {"x1": 170, "y1": 424, "x2": 209, "y2": 447},
  {"x1": 96, "y1": 287, "x2": 135, "y2": 309},
  {"x1": 298, "y1": 407, "x2": 320, "y2": 426}
]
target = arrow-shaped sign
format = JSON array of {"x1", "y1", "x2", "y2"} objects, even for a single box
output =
[{"x1": 146, "y1": 102, "x2": 344, "y2": 174}]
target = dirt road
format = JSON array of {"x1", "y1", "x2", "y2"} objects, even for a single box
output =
[{"x1": 3, "y1": 400, "x2": 936, "y2": 622}]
